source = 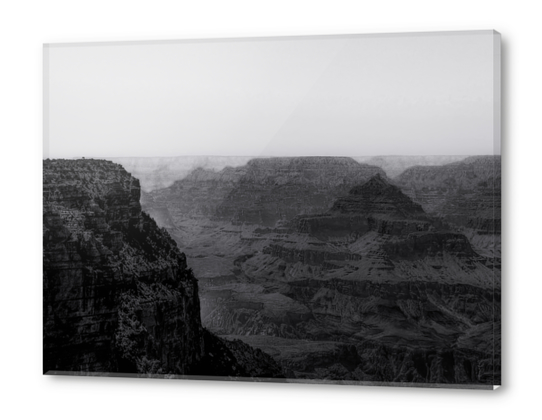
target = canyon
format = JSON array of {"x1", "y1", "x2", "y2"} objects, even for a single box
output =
[
  {"x1": 43, "y1": 156, "x2": 500, "y2": 387},
  {"x1": 138, "y1": 155, "x2": 500, "y2": 386}
]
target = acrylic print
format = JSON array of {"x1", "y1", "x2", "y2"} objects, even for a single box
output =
[{"x1": 43, "y1": 31, "x2": 501, "y2": 389}]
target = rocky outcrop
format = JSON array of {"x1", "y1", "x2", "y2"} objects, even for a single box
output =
[
  {"x1": 43, "y1": 159, "x2": 205, "y2": 373},
  {"x1": 394, "y1": 155, "x2": 501, "y2": 234},
  {"x1": 142, "y1": 166, "x2": 247, "y2": 221},
  {"x1": 283, "y1": 343, "x2": 496, "y2": 385},
  {"x1": 293, "y1": 174, "x2": 433, "y2": 240},
  {"x1": 222, "y1": 277, "x2": 500, "y2": 385},
  {"x1": 43, "y1": 159, "x2": 283, "y2": 378},
  {"x1": 111, "y1": 156, "x2": 253, "y2": 192},
  {"x1": 382, "y1": 232, "x2": 478, "y2": 260},
  {"x1": 143, "y1": 157, "x2": 385, "y2": 228},
  {"x1": 331, "y1": 174, "x2": 426, "y2": 217},
  {"x1": 215, "y1": 157, "x2": 385, "y2": 226},
  {"x1": 263, "y1": 244, "x2": 362, "y2": 267}
]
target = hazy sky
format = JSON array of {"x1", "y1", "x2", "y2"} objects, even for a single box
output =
[{"x1": 44, "y1": 31, "x2": 500, "y2": 158}]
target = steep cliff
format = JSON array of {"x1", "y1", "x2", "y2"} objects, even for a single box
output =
[{"x1": 43, "y1": 159, "x2": 283, "y2": 378}]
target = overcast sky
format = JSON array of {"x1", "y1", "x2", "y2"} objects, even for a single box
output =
[{"x1": 44, "y1": 31, "x2": 500, "y2": 158}]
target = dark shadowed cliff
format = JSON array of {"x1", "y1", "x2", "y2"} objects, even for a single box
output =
[{"x1": 43, "y1": 159, "x2": 283, "y2": 378}]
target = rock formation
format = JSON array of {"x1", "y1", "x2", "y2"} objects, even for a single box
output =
[
  {"x1": 137, "y1": 155, "x2": 500, "y2": 387},
  {"x1": 394, "y1": 155, "x2": 501, "y2": 259},
  {"x1": 143, "y1": 156, "x2": 386, "y2": 228},
  {"x1": 141, "y1": 165, "x2": 247, "y2": 223},
  {"x1": 394, "y1": 156, "x2": 501, "y2": 231},
  {"x1": 111, "y1": 156, "x2": 254, "y2": 192},
  {"x1": 293, "y1": 174, "x2": 432, "y2": 240},
  {"x1": 43, "y1": 159, "x2": 283, "y2": 378},
  {"x1": 216, "y1": 157, "x2": 386, "y2": 226}
]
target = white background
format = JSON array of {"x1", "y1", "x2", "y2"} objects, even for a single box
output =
[{"x1": 0, "y1": 1, "x2": 538, "y2": 419}]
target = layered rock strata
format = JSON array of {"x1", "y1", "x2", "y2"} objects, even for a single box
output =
[
  {"x1": 143, "y1": 157, "x2": 386, "y2": 228},
  {"x1": 197, "y1": 173, "x2": 500, "y2": 385},
  {"x1": 394, "y1": 156, "x2": 501, "y2": 234},
  {"x1": 43, "y1": 159, "x2": 283, "y2": 378},
  {"x1": 293, "y1": 174, "x2": 432, "y2": 240},
  {"x1": 137, "y1": 156, "x2": 500, "y2": 386}
]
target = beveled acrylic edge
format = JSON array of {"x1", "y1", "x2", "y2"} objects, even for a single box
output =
[
  {"x1": 43, "y1": 29, "x2": 499, "y2": 49},
  {"x1": 45, "y1": 370, "x2": 497, "y2": 390}
]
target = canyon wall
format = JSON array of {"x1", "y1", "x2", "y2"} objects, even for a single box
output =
[{"x1": 43, "y1": 159, "x2": 282, "y2": 378}]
